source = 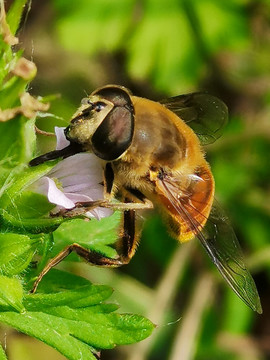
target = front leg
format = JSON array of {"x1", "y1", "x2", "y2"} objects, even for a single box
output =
[
  {"x1": 58, "y1": 199, "x2": 153, "y2": 218},
  {"x1": 54, "y1": 168, "x2": 153, "y2": 217}
]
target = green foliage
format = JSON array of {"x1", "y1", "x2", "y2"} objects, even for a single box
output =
[
  {"x1": 54, "y1": 0, "x2": 135, "y2": 55},
  {"x1": 0, "y1": 271, "x2": 154, "y2": 360},
  {"x1": 0, "y1": 275, "x2": 24, "y2": 312},
  {"x1": 0, "y1": 2, "x2": 154, "y2": 359},
  {"x1": 52, "y1": 213, "x2": 120, "y2": 259},
  {"x1": 0, "y1": 233, "x2": 40, "y2": 276},
  {"x1": 51, "y1": 0, "x2": 252, "y2": 93},
  {"x1": 6, "y1": 0, "x2": 27, "y2": 35},
  {"x1": 1, "y1": 0, "x2": 270, "y2": 359}
]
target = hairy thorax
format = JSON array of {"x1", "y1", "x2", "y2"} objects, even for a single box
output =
[{"x1": 112, "y1": 96, "x2": 206, "y2": 190}]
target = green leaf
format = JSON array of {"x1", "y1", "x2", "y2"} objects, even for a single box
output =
[
  {"x1": 0, "y1": 272, "x2": 155, "y2": 360},
  {"x1": 0, "y1": 77, "x2": 27, "y2": 110},
  {"x1": 52, "y1": 212, "x2": 121, "y2": 259},
  {"x1": 8, "y1": 191, "x2": 55, "y2": 219},
  {"x1": 0, "y1": 163, "x2": 22, "y2": 191},
  {"x1": 6, "y1": 0, "x2": 29, "y2": 35},
  {"x1": 0, "y1": 275, "x2": 24, "y2": 312},
  {"x1": 0, "y1": 233, "x2": 41, "y2": 276},
  {"x1": 38, "y1": 308, "x2": 155, "y2": 348},
  {"x1": 28, "y1": 268, "x2": 112, "y2": 294},
  {"x1": 25, "y1": 274, "x2": 114, "y2": 307},
  {"x1": 0, "y1": 161, "x2": 64, "y2": 233},
  {"x1": 0, "y1": 161, "x2": 57, "y2": 208},
  {"x1": 0, "y1": 311, "x2": 97, "y2": 360},
  {"x1": 0, "y1": 117, "x2": 36, "y2": 167}
]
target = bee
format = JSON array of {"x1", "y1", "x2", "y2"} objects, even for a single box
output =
[{"x1": 30, "y1": 85, "x2": 262, "y2": 313}]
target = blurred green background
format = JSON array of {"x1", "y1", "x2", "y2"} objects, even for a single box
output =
[{"x1": 2, "y1": 0, "x2": 270, "y2": 359}]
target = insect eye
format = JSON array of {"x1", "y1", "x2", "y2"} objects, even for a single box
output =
[{"x1": 94, "y1": 102, "x2": 106, "y2": 112}]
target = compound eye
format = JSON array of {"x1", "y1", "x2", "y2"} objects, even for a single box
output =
[{"x1": 91, "y1": 105, "x2": 134, "y2": 161}]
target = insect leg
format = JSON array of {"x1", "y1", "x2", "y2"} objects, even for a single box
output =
[
  {"x1": 104, "y1": 162, "x2": 114, "y2": 198},
  {"x1": 108, "y1": 186, "x2": 153, "y2": 210},
  {"x1": 31, "y1": 209, "x2": 139, "y2": 293},
  {"x1": 56, "y1": 196, "x2": 153, "y2": 218},
  {"x1": 122, "y1": 187, "x2": 148, "y2": 203},
  {"x1": 117, "y1": 209, "x2": 139, "y2": 261}
]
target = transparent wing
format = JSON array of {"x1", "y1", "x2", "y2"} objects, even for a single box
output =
[
  {"x1": 156, "y1": 176, "x2": 262, "y2": 313},
  {"x1": 199, "y1": 201, "x2": 262, "y2": 313},
  {"x1": 159, "y1": 93, "x2": 228, "y2": 144}
]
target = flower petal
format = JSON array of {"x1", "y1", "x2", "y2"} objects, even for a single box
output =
[
  {"x1": 55, "y1": 126, "x2": 70, "y2": 150},
  {"x1": 31, "y1": 127, "x2": 113, "y2": 220},
  {"x1": 64, "y1": 193, "x2": 92, "y2": 203},
  {"x1": 86, "y1": 207, "x2": 113, "y2": 220},
  {"x1": 34, "y1": 177, "x2": 76, "y2": 209},
  {"x1": 49, "y1": 153, "x2": 103, "y2": 184}
]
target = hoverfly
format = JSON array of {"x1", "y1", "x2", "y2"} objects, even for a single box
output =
[{"x1": 30, "y1": 85, "x2": 262, "y2": 313}]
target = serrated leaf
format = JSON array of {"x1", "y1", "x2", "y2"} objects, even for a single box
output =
[
  {"x1": 24, "y1": 282, "x2": 113, "y2": 312},
  {"x1": 27, "y1": 268, "x2": 92, "y2": 293},
  {"x1": 25, "y1": 269, "x2": 115, "y2": 305},
  {"x1": 6, "y1": 0, "x2": 29, "y2": 36},
  {"x1": 0, "y1": 311, "x2": 97, "y2": 360},
  {"x1": 34, "y1": 308, "x2": 155, "y2": 349},
  {"x1": 0, "y1": 272, "x2": 155, "y2": 359},
  {"x1": 0, "y1": 275, "x2": 24, "y2": 312},
  {"x1": 24, "y1": 283, "x2": 114, "y2": 309},
  {"x1": 0, "y1": 233, "x2": 40, "y2": 276}
]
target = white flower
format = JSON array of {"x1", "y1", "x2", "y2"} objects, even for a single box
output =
[{"x1": 32, "y1": 127, "x2": 112, "y2": 220}]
